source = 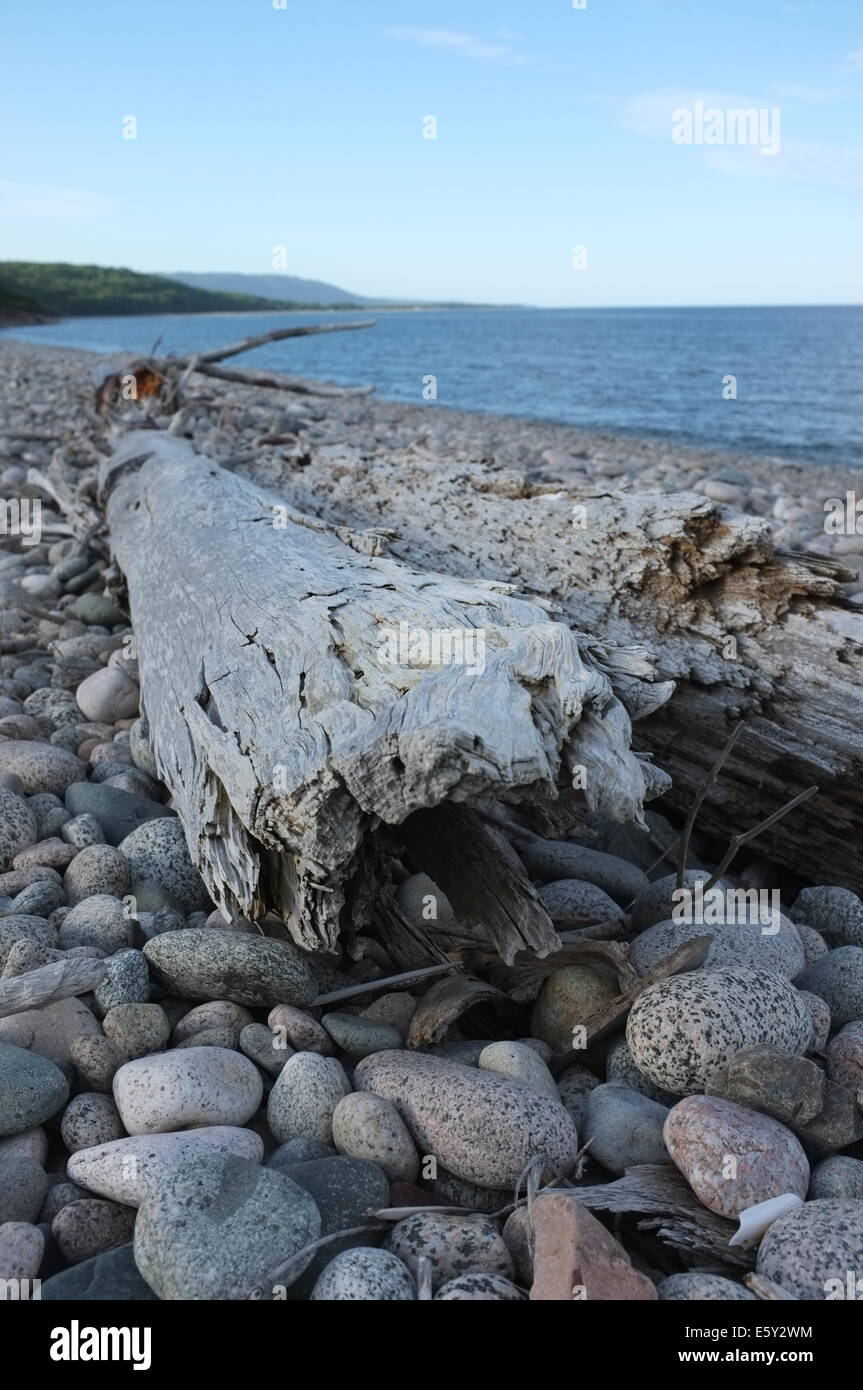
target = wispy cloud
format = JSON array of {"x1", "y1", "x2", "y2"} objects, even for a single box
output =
[
  {"x1": 771, "y1": 83, "x2": 840, "y2": 102},
  {"x1": 622, "y1": 90, "x2": 863, "y2": 193},
  {"x1": 706, "y1": 139, "x2": 863, "y2": 193},
  {"x1": 0, "y1": 181, "x2": 115, "y2": 220},
  {"x1": 383, "y1": 27, "x2": 529, "y2": 64},
  {"x1": 621, "y1": 89, "x2": 768, "y2": 138},
  {"x1": 842, "y1": 46, "x2": 863, "y2": 72}
]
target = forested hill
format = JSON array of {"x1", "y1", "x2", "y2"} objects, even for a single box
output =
[{"x1": 0, "y1": 263, "x2": 313, "y2": 319}]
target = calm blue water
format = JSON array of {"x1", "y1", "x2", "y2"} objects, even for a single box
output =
[{"x1": 6, "y1": 305, "x2": 862, "y2": 466}]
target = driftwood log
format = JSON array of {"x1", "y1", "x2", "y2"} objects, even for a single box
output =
[
  {"x1": 98, "y1": 431, "x2": 668, "y2": 956},
  {"x1": 273, "y1": 445, "x2": 863, "y2": 892},
  {"x1": 0, "y1": 957, "x2": 106, "y2": 1020}
]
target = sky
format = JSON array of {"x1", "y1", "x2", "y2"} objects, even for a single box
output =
[{"x1": 2, "y1": 0, "x2": 862, "y2": 307}]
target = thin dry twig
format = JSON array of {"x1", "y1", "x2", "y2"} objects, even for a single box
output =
[
  {"x1": 180, "y1": 319, "x2": 375, "y2": 368},
  {"x1": 308, "y1": 960, "x2": 461, "y2": 1008},
  {"x1": 249, "y1": 1222, "x2": 388, "y2": 1298},
  {"x1": 676, "y1": 722, "x2": 746, "y2": 888},
  {"x1": 702, "y1": 784, "x2": 819, "y2": 893}
]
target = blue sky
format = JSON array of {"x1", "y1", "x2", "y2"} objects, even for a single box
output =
[{"x1": 2, "y1": 0, "x2": 862, "y2": 306}]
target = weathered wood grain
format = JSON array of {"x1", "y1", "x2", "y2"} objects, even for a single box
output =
[
  {"x1": 100, "y1": 432, "x2": 665, "y2": 954},
  {"x1": 274, "y1": 444, "x2": 863, "y2": 892}
]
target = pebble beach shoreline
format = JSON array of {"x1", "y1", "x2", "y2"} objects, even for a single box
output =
[{"x1": 0, "y1": 335, "x2": 861, "y2": 1303}]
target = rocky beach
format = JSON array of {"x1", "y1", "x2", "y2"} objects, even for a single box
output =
[{"x1": 0, "y1": 334, "x2": 862, "y2": 1305}]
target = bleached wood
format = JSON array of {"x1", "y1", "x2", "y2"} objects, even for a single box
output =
[
  {"x1": 0, "y1": 957, "x2": 106, "y2": 1019},
  {"x1": 276, "y1": 445, "x2": 863, "y2": 893},
  {"x1": 100, "y1": 432, "x2": 663, "y2": 954}
]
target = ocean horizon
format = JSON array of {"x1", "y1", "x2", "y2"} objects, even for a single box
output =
[{"x1": 6, "y1": 303, "x2": 862, "y2": 467}]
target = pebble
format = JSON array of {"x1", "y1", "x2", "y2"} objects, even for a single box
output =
[
  {"x1": 68, "y1": 1126, "x2": 264, "y2": 1205},
  {"x1": 629, "y1": 870, "x2": 724, "y2": 933},
  {"x1": 0, "y1": 865, "x2": 60, "y2": 896},
  {"x1": 0, "y1": 741, "x2": 84, "y2": 796},
  {"x1": 529, "y1": 1193, "x2": 656, "y2": 1300},
  {"x1": 658, "y1": 1273, "x2": 756, "y2": 1300},
  {"x1": 396, "y1": 873, "x2": 457, "y2": 934},
  {"x1": 173, "y1": 1000, "x2": 254, "y2": 1045},
  {"x1": 40, "y1": 1242, "x2": 157, "y2": 1300},
  {"x1": 117, "y1": 817, "x2": 208, "y2": 913},
  {"x1": 530, "y1": 965, "x2": 620, "y2": 1052},
  {"x1": 664, "y1": 1095, "x2": 810, "y2": 1218},
  {"x1": 267, "y1": 1052, "x2": 352, "y2": 1145},
  {"x1": 0, "y1": 1221, "x2": 44, "y2": 1281},
  {"x1": 791, "y1": 885, "x2": 863, "y2": 948},
  {"x1": 70, "y1": 594, "x2": 129, "y2": 628},
  {"x1": 64, "y1": 781, "x2": 172, "y2": 845},
  {"x1": 61, "y1": 813, "x2": 106, "y2": 849},
  {"x1": 353, "y1": 1050, "x2": 579, "y2": 1189},
  {"x1": 284, "y1": 1155, "x2": 390, "y2": 1294},
  {"x1": 134, "y1": 1156, "x2": 321, "y2": 1300},
  {"x1": 28, "y1": 792, "x2": 70, "y2": 839},
  {"x1": 827, "y1": 1021, "x2": 863, "y2": 1089},
  {"x1": 0, "y1": 914, "x2": 57, "y2": 966},
  {"x1": 321, "y1": 1012, "x2": 403, "y2": 1059},
  {"x1": 75, "y1": 666, "x2": 139, "y2": 723},
  {"x1": 536, "y1": 879, "x2": 621, "y2": 923},
  {"x1": 0, "y1": 1156, "x2": 49, "y2": 1223},
  {"x1": 0, "y1": 1043, "x2": 69, "y2": 1135},
  {"x1": 57, "y1": 894, "x2": 133, "y2": 952},
  {"x1": 63, "y1": 845, "x2": 131, "y2": 906},
  {"x1": 13, "y1": 837, "x2": 76, "y2": 871},
  {"x1": 331, "y1": 1092, "x2": 419, "y2": 1182},
  {"x1": 435, "y1": 1273, "x2": 523, "y2": 1300},
  {"x1": 809, "y1": 1155, "x2": 863, "y2": 1200},
  {"x1": 60, "y1": 1093, "x2": 125, "y2": 1152},
  {"x1": 128, "y1": 718, "x2": 158, "y2": 778},
  {"x1": 797, "y1": 947, "x2": 863, "y2": 1027},
  {"x1": 145, "y1": 929, "x2": 321, "y2": 1008},
  {"x1": 519, "y1": 839, "x2": 647, "y2": 904},
  {"x1": 583, "y1": 1084, "x2": 671, "y2": 1175},
  {"x1": 386, "y1": 1212, "x2": 513, "y2": 1289},
  {"x1": 239, "y1": 1023, "x2": 291, "y2": 1076},
  {"x1": 701, "y1": 478, "x2": 746, "y2": 504},
  {"x1": 0, "y1": 1126, "x2": 48, "y2": 1164},
  {"x1": 429, "y1": 1165, "x2": 504, "y2": 1213},
  {"x1": 11, "y1": 876, "x2": 65, "y2": 915},
  {"x1": 756, "y1": 1199, "x2": 863, "y2": 1299},
  {"x1": 93, "y1": 948, "x2": 150, "y2": 1016},
  {"x1": 604, "y1": 1036, "x2": 679, "y2": 1104},
  {"x1": 0, "y1": 787, "x2": 36, "y2": 870},
  {"x1": 799, "y1": 989, "x2": 831, "y2": 1052},
  {"x1": 626, "y1": 966, "x2": 812, "y2": 1093},
  {"x1": 39, "y1": 1180, "x2": 88, "y2": 1222},
  {"x1": 795, "y1": 922, "x2": 828, "y2": 970},
  {"x1": 113, "y1": 1046, "x2": 264, "y2": 1134},
  {"x1": 68, "y1": 1034, "x2": 128, "y2": 1093},
  {"x1": 174, "y1": 1025, "x2": 241, "y2": 1051},
  {"x1": 556, "y1": 1063, "x2": 600, "y2": 1127},
  {"x1": 360, "y1": 991, "x2": 417, "y2": 1036},
  {"x1": 628, "y1": 914, "x2": 804, "y2": 979},
  {"x1": 706, "y1": 1045, "x2": 826, "y2": 1126},
  {"x1": 267, "y1": 1138, "x2": 335, "y2": 1169},
  {"x1": 103, "y1": 1003, "x2": 171, "y2": 1058},
  {"x1": 311, "y1": 1247, "x2": 416, "y2": 1301},
  {"x1": 0, "y1": 996, "x2": 100, "y2": 1063},
  {"x1": 478, "y1": 1040, "x2": 560, "y2": 1100},
  {"x1": 52, "y1": 1197, "x2": 135, "y2": 1264},
  {"x1": 268, "y1": 1003, "x2": 334, "y2": 1053}
]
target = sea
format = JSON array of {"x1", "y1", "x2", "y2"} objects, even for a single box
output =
[{"x1": 5, "y1": 304, "x2": 862, "y2": 467}]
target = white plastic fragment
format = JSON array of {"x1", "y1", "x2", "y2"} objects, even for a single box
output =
[{"x1": 728, "y1": 1193, "x2": 804, "y2": 1248}]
